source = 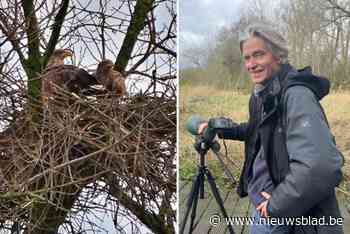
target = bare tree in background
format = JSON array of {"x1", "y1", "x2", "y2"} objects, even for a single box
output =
[
  {"x1": 0, "y1": 0, "x2": 176, "y2": 233},
  {"x1": 181, "y1": 0, "x2": 350, "y2": 89}
]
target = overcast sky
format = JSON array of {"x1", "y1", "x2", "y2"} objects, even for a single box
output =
[{"x1": 179, "y1": 0, "x2": 243, "y2": 51}]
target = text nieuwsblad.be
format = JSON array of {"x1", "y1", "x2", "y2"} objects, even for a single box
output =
[
  {"x1": 224, "y1": 216, "x2": 343, "y2": 226},
  {"x1": 209, "y1": 214, "x2": 343, "y2": 226}
]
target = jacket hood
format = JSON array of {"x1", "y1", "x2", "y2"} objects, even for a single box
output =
[
  {"x1": 253, "y1": 64, "x2": 330, "y2": 108},
  {"x1": 285, "y1": 66, "x2": 330, "y2": 100}
]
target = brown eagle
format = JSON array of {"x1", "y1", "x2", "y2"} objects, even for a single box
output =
[
  {"x1": 95, "y1": 59, "x2": 127, "y2": 97},
  {"x1": 46, "y1": 49, "x2": 73, "y2": 68},
  {"x1": 41, "y1": 49, "x2": 98, "y2": 106}
]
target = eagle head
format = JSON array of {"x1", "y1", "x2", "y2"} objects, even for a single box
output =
[{"x1": 47, "y1": 49, "x2": 74, "y2": 68}]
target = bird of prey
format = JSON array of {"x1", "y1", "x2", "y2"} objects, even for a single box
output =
[
  {"x1": 41, "y1": 49, "x2": 98, "y2": 106},
  {"x1": 46, "y1": 49, "x2": 73, "y2": 68},
  {"x1": 95, "y1": 59, "x2": 127, "y2": 97}
]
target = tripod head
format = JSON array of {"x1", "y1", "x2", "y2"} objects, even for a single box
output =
[
  {"x1": 193, "y1": 135, "x2": 220, "y2": 156},
  {"x1": 185, "y1": 115, "x2": 216, "y2": 157},
  {"x1": 185, "y1": 115, "x2": 237, "y2": 184},
  {"x1": 186, "y1": 115, "x2": 237, "y2": 154}
]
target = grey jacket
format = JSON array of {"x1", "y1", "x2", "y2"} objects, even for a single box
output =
[{"x1": 267, "y1": 85, "x2": 344, "y2": 233}]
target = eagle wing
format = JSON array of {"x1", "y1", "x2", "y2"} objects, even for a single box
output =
[{"x1": 41, "y1": 65, "x2": 98, "y2": 104}]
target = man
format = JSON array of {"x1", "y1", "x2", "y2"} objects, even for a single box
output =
[{"x1": 198, "y1": 24, "x2": 344, "y2": 233}]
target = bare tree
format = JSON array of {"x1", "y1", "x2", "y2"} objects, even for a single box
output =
[
  {"x1": 278, "y1": 0, "x2": 350, "y2": 86},
  {"x1": 214, "y1": 0, "x2": 350, "y2": 88}
]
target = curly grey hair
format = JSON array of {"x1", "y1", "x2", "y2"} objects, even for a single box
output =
[{"x1": 239, "y1": 23, "x2": 289, "y2": 64}]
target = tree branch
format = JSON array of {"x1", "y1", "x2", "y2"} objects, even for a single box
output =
[
  {"x1": 22, "y1": 0, "x2": 40, "y2": 57},
  {"x1": 0, "y1": 10, "x2": 26, "y2": 66},
  {"x1": 43, "y1": 0, "x2": 70, "y2": 68},
  {"x1": 108, "y1": 178, "x2": 174, "y2": 234},
  {"x1": 114, "y1": 0, "x2": 155, "y2": 72},
  {"x1": 22, "y1": 0, "x2": 42, "y2": 108},
  {"x1": 326, "y1": 0, "x2": 350, "y2": 17}
]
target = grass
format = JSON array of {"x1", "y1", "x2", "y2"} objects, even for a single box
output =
[
  {"x1": 321, "y1": 90, "x2": 350, "y2": 181},
  {"x1": 179, "y1": 85, "x2": 249, "y2": 186},
  {"x1": 179, "y1": 84, "x2": 350, "y2": 189}
]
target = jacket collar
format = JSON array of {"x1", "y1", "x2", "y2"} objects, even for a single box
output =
[
  {"x1": 256, "y1": 64, "x2": 295, "y2": 125},
  {"x1": 256, "y1": 63, "x2": 294, "y2": 101}
]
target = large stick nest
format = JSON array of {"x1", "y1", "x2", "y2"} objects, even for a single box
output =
[{"x1": 0, "y1": 85, "x2": 176, "y2": 230}]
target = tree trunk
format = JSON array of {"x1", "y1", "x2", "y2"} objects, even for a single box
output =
[{"x1": 114, "y1": 0, "x2": 155, "y2": 72}]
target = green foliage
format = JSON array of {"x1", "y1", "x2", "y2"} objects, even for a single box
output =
[{"x1": 179, "y1": 157, "x2": 196, "y2": 180}]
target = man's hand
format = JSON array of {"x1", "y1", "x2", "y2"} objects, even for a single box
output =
[
  {"x1": 256, "y1": 191, "x2": 271, "y2": 218},
  {"x1": 197, "y1": 122, "x2": 208, "y2": 134}
]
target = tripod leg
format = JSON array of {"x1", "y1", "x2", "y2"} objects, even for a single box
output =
[
  {"x1": 205, "y1": 169, "x2": 235, "y2": 234},
  {"x1": 188, "y1": 168, "x2": 205, "y2": 234},
  {"x1": 180, "y1": 170, "x2": 202, "y2": 234},
  {"x1": 199, "y1": 171, "x2": 204, "y2": 199}
]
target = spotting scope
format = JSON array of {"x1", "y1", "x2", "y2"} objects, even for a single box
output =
[{"x1": 186, "y1": 115, "x2": 238, "y2": 144}]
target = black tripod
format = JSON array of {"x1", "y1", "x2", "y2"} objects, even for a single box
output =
[{"x1": 180, "y1": 138, "x2": 235, "y2": 234}]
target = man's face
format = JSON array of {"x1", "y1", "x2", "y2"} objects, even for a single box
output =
[{"x1": 242, "y1": 36, "x2": 281, "y2": 84}]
